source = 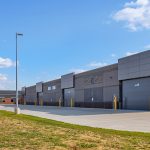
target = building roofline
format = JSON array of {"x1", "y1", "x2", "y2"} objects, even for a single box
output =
[
  {"x1": 75, "y1": 63, "x2": 118, "y2": 77},
  {"x1": 23, "y1": 63, "x2": 118, "y2": 89},
  {"x1": 118, "y1": 50, "x2": 150, "y2": 60}
]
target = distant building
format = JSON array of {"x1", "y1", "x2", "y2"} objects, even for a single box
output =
[{"x1": 0, "y1": 90, "x2": 21, "y2": 104}]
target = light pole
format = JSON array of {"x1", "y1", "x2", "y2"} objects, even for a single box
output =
[{"x1": 15, "y1": 32, "x2": 23, "y2": 114}]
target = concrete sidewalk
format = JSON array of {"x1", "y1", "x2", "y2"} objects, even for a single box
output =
[{"x1": 0, "y1": 104, "x2": 150, "y2": 133}]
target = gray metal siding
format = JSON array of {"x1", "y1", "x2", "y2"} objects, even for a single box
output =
[
  {"x1": 103, "y1": 69, "x2": 119, "y2": 87},
  {"x1": 118, "y1": 50, "x2": 150, "y2": 80},
  {"x1": 122, "y1": 77, "x2": 150, "y2": 110},
  {"x1": 75, "y1": 64, "x2": 119, "y2": 103},
  {"x1": 42, "y1": 79, "x2": 62, "y2": 103},
  {"x1": 21, "y1": 87, "x2": 26, "y2": 95},
  {"x1": 75, "y1": 89, "x2": 84, "y2": 102},
  {"x1": 103, "y1": 86, "x2": 119, "y2": 102},
  {"x1": 36, "y1": 82, "x2": 43, "y2": 93},
  {"x1": 0, "y1": 90, "x2": 20, "y2": 98},
  {"x1": 61, "y1": 73, "x2": 74, "y2": 89},
  {"x1": 23, "y1": 64, "x2": 119, "y2": 108},
  {"x1": 25, "y1": 85, "x2": 36, "y2": 103}
]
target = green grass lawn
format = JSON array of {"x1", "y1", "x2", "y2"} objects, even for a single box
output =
[{"x1": 0, "y1": 110, "x2": 150, "y2": 150}]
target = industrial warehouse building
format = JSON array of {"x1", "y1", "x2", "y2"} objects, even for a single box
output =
[{"x1": 21, "y1": 50, "x2": 150, "y2": 110}]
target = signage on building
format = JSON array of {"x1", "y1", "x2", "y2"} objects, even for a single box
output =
[{"x1": 134, "y1": 83, "x2": 140, "y2": 87}]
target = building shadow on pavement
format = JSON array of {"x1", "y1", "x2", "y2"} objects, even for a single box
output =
[{"x1": 0, "y1": 104, "x2": 148, "y2": 116}]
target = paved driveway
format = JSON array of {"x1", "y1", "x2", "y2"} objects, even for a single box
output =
[{"x1": 0, "y1": 104, "x2": 150, "y2": 133}]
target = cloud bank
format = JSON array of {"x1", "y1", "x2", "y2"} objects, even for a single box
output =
[
  {"x1": 0, "y1": 74, "x2": 7, "y2": 81},
  {"x1": 113, "y1": 0, "x2": 150, "y2": 31},
  {"x1": 0, "y1": 57, "x2": 15, "y2": 68}
]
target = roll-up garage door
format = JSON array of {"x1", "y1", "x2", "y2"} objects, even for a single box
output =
[
  {"x1": 122, "y1": 77, "x2": 150, "y2": 110},
  {"x1": 84, "y1": 87, "x2": 103, "y2": 102}
]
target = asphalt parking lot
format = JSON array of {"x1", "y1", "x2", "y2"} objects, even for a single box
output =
[{"x1": 0, "y1": 104, "x2": 150, "y2": 133}]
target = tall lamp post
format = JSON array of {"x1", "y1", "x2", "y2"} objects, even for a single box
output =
[{"x1": 15, "y1": 32, "x2": 23, "y2": 114}]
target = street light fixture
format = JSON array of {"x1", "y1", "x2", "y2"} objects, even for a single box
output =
[{"x1": 15, "y1": 32, "x2": 23, "y2": 114}]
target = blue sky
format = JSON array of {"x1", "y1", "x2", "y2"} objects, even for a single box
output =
[{"x1": 0, "y1": 0, "x2": 150, "y2": 90}]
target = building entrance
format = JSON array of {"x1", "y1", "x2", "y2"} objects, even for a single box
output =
[{"x1": 64, "y1": 88, "x2": 75, "y2": 107}]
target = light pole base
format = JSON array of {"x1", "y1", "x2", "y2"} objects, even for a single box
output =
[{"x1": 15, "y1": 107, "x2": 21, "y2": 114}]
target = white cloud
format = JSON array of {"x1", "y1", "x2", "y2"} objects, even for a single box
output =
[
  {"x1": 113, "y1": 0, "x2": 150, "y2": 31},
  {"x1": 0, "y1": 74, "x2": 7, "y2": 81},
  {"x1": 0, "y1": 74, "x2": 15, "y2": 90},
  {"x1": 70, "y1": 61, "x2": 108, "y2": 74},
  {"x1": 70, "y1": 68, "x2": 86, "y2": 74},
  {"x1": 125, "y1": 51, "x2": 138, "y2": 56},
  {"x1": 0, "y1": 57, "x2": 15, "y2": 68},
  {"x1": 0, "y1": 80, "x2": 15, "y2": 90},
  {"x1": 69, "y1": 61, "x2": 108, "y2": 74},
  {"x1": 125, "y1": 0, "x2": 149, "y2": 7},
  {"x1": 0, "y1": 74, "x2": 8, "y2": 90},
  {"x1": 88, "y1": 61, "x2": 107, "y2": 68}
]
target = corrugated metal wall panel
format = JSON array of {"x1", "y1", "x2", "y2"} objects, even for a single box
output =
[
  {"x1": 61, "y1": 73, "x2": 74, "y2": 89},
  {"x1": 118, "y1": 50, "x2": 150, "y2": 80}
]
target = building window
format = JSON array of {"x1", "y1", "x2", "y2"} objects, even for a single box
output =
[
  {"x1": 48, "y1": 86, "x2": 52, "y2": 91},
  {"x1": 52, "y1": 85, "x2": 56, "y2": 90}
]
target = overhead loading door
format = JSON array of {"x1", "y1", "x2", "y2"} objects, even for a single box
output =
[
  {"x1": 84, "y1": 87, "x2": 103, "y2": 102},
  {"x1": 122, "y1": 77, "x2": 150, "y2": 110}
]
